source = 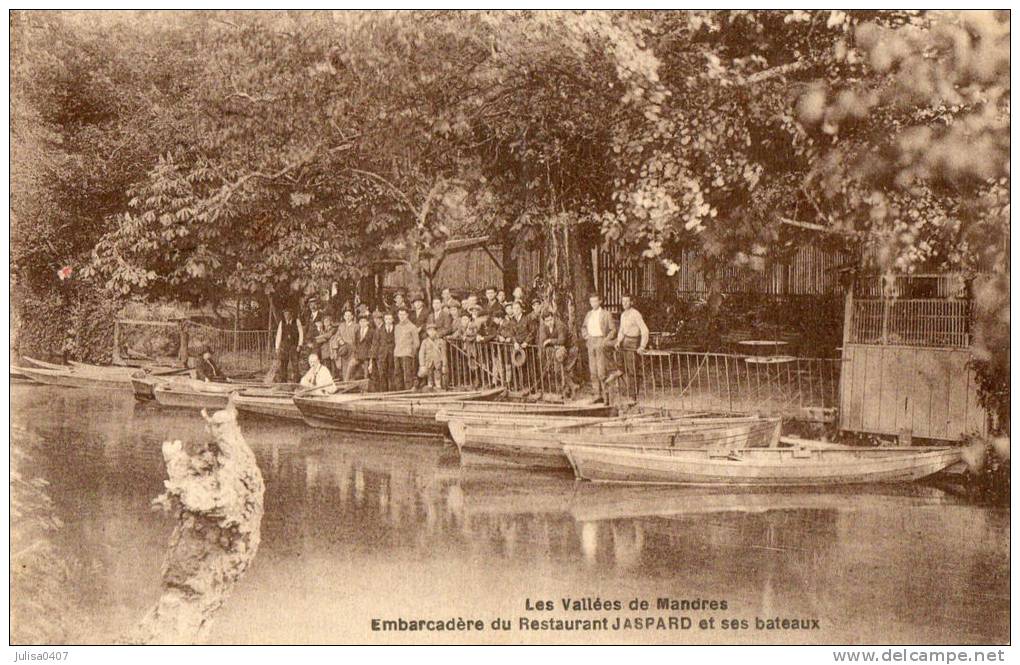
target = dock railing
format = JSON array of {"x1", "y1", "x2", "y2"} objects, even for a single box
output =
[
  {"x1": 445, "y1": 340, "x2": 841, "y2": 421},
  {"x1": 629, "y1": 350, "x2": 841, "y2": 420},
  {"x1": 446, "y1": 340, "x2": 574, "y2": 397},
  {"x1": 114, "y1": 319, "x2": 273, "y2": 375}
]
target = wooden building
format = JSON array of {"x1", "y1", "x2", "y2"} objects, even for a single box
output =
[{"x1": 592, "y1": 240, "x2": 851, "y2": 309}]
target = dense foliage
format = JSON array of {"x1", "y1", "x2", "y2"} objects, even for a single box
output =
[{"x1": 11, "y1": 10, "x2": 1009, "y2": 419}]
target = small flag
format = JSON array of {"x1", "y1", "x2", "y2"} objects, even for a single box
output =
[{"x1": 57, "y1": 266, "x2": 73, "y2": 281}]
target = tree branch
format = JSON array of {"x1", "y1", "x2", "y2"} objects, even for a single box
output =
[
  {"x1": 347, "y1": 168, "x2": 420, "y2": 217},
  {"x1": 743, "y1": 60, "x2": 811, "y2": 85}
]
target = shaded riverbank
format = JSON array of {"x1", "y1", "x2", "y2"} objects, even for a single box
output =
[{"x1": 10, "y1": 385, "x2": 1010, "y2": 644}]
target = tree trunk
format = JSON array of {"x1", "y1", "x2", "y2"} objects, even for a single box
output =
[
  {"x1": 501, "y1": 234, "x2": 518, "y2": 295},
  {"x1": 127, "y1": 406, "x2": 265, "y2": 644}
]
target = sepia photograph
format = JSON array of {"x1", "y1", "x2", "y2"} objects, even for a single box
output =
[{"x1": 8, "y1": 8, "x2": 1010, "y2": 650}]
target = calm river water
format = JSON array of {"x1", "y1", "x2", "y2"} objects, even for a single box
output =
[{"x1": 10, "y1": 384, "x2": 1009, "y2": 645}]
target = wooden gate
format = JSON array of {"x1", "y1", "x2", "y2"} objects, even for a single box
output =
[
  {"x1": 838, "y1": 276, "x2": 987, "y2": 441},
  {"x1": 839, "y1": 344, "x2": 986, "y2": 440}
]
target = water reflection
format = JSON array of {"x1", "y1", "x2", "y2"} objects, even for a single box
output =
[{"x1": 10, "y1": 385, "x2": 1010, "y2": 645}]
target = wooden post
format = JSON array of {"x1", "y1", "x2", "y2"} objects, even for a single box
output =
[
  {"x1": 177, "y1": 321, "x2": 189, "y2": 368},
  {"x1": 112, "y1": 320, "x2": 123, "y2": 365},
  {"x1": 880, "y1": 298, "x2": 890, "y2": 345},
  {"x1": 841, "y1": 283, "x2": 854, "y2": 348}
]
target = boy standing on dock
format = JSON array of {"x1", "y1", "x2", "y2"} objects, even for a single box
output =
[{"x1": 418, "y1": 323, "x2": 447, "y2": 390}]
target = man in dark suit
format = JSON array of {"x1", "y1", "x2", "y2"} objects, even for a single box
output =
[
  {"x1": 372, "y1": 311, "x2": 397, "y2": 392},
  {"x1": 537, "y1": 311, "x2": 572, "y2": 396},
  {"x1": 349, "y1": 313, "x2": 376, "y2": 381},
  {"x1": 409, "y1": 294, "x2": 431, "y2": 335}
]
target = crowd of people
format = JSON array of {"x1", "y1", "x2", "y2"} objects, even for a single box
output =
[{"x1": 274, "y1": 286, "x2": 651, "y2": 403}]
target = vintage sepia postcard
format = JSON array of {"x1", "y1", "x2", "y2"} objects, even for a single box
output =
[{"x1": 8, "y1": 8, "x2": 1010, "y2": 654}]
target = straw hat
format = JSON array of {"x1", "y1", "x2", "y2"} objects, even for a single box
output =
[{"x1": 511, "y1": 346, "x2": 528, "y2": 368}]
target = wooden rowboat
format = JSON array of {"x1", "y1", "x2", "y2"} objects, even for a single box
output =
[
  {"x1": 294, "y1": 387, "x2": 505, "y2": 436},
  {"x1": 234, "y1": 380, "x2": 368, "y2": 421},
  {"x1": 435, "y1": 402, "x2": 616, "y2": 423},
  {"x1": 456, "y1": 415, "x2": 779, "y2": 471},
  {"x1": 70, "y1": 360, "x2": 184, "y2": 377},
  {"x1": 22, "y1": 356, "x2": 72, "y2": 370},
  {"x1": 562, "y1": 443, "x2": 964, "y2": 486},
  {"x1": 569, "y1": 484, "x2": 961, "y2": 522},
  {"x1": 131, "y1": 370, "x2": 199, "y2": 401},
  {"x1": 11, "y1": 366, "x2": 35, "y2": 382},
  {"x1": 151, "y1": 377, "x2": 261, "y2": 409},
  {"x1": 442, "y1": 411, "x2": 623, "y2": 447},
  {"x1": 555, "y1": 417, "x2": 781, "y2": 449},
  {"x1": 13, "y1": 365, "x2": 133, "y2": 390}
]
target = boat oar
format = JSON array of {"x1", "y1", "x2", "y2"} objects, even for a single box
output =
[
  {"x1": 294, "y1": 382, "x2": 340, "y2": 397},
  {"x1": 293, "y1": 379, "x2": 368, "y2": 398}
]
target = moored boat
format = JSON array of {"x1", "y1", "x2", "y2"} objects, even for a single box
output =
[
  {"x1": 435, "y1": 401, "x2": 616, "y2": 422},
  {"x1": 131, "y1": 370, "x2": 196, "y2": 401},
  {"x1": 234, "y1": 379, "x2": 368, "y2": 421},
  {"x1": 294, "y1": 387, "x2": 505, "y2": 436},
  {"x1": 442, "y1": 411, "x2": 625, "y2": 448},
  {"x1": 11, "y1": 366, "x2": 34, "y2": 382},
  {"x1": 23, "y1": 357, "x2": 71, "y2": 370},
  {"x1": 152, "y1": 378, "x2": 248, "y2": 410},
  {"x1": 14, "y1": 365, "x2": 133, "y2": 390},
  {"x1": 456, "y1": 415, "x2": 779, "y2": 471},
  {"x1": 562, "y1": 443, "x2": 964, "y2": 486},
  {"x1": 70, "y1": 360, "x2": 183, "y2": 377}
]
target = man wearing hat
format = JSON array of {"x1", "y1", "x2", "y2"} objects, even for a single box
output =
[
  {"x1": 330, "y1": 309, "x2": 359, "y2": 380},
  {"x1": 581, "y1": 293, "x2": 616, "y2": 403},
  {"x1": 195, "y1": 345, "x2": 225, "y2": 382},
  {"x1": 418, "y1": 322, "x2": 447, "y2": 390},
  {"x1": 274, "y1": 308, "x2": 304, "y2": 383},
  {"x1": 409, "y1": 294, "x2": 430, "y2": 335},
  {"x1": 390, "y1": 291, "x2": 408, "y2": 316},
  {"x1": 371, "y1": 311, "x2": 397, "y2": 392},
  {"x1": 348, "y1": 313, "x2": 376, "y2": 381},
  {"x1": 304, "y1": 297, "x2": 323, "y2": 337},
  {"x1": 537, "y1": 310, "x2": 571, "y2": 395},
  {"x1": 393, "y1": 307, "x2": 420, "y2": 390}
]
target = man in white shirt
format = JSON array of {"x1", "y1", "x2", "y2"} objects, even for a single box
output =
[
  {"x1": 611, "y1": 293, "x2": 650, "y2": 400},
  {"x1": 300, "y1": 352, "x2": 335, "y2": 393},
  {"x1": 580, "y1": 293, "x2": 617, "y2": 403}
]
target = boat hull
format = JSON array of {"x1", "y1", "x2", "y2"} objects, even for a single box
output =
[
  {"x1": 563, "y1": 445, "x2": 964, "y2": 486},
  {"x1": 153, "y1": 384, "x2": 231, "y2": 410},
  {"x1": 294, "y1": 388, "x2": 505, "y2": 437},
  {"x1": 14, "y1": 366, "x2": 131, "y2": 390},
  {"x1": 234, "y1": 395, "x2": 302, "y2": 420},
  {"x1": 458, "y1": 416, "x2": 780, "y2": 471},
  {"x1": 458, "y1": 423, "x2": 575, "y2": 470},
  {"x1": 131, "y1": 375, "x2": 158, "y2": 401}
]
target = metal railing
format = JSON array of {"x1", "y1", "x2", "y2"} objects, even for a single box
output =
[
  {"x1": 849, "y1": 299, "x2": 970, "y2": 348},
  {"x1": 444, "y1": 339, "x2": 841, "y2": 420},
  {"x1": 113, "y1": 319, "x2": 273, "y2": 374},
  {"x1": 185, "y1": 322, "x2": 273, "y2": 374},
  {"x1": 629, "y1": 350, "x2": 841, "y2": 419},
  {"x1": 446, "y1": 340, "x2": 574, "y2": 397}
]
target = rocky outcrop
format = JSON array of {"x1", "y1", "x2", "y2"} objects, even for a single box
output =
[{"x1": 129, "y1": 405, "x2": 264, "y2": 644}]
